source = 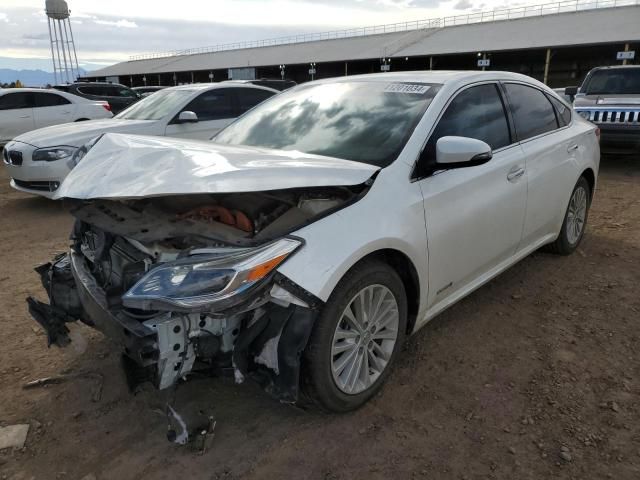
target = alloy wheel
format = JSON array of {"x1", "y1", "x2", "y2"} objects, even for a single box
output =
[
  {"x1": 566, "y1": 185, "x2": 588, "y2": 245},
  {"x1": 330, "y1": 284, "x2": 399, "y2": 395}
]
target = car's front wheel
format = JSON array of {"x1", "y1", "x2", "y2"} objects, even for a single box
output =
[{"x1": 302, "y1": 259, "x2": 407, "y2": 412}]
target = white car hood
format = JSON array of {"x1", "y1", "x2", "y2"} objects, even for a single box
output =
[
  {"x1": 54, "y1": 133, "x2": 380, "y2": 200},
  {"x1": 15, "y1": 118, "x2": 158, "y2": 148}
]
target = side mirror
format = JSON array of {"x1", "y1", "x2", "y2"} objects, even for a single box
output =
[
  {"x1": 177, "y1": 111, "x2": 198, "y2": 123},
  {"x1": 564, "y1": 86, "x2": 578, "y2": 97},
  {"x1": 436, "y1": 136, "x2": 492, "y2": 168}
]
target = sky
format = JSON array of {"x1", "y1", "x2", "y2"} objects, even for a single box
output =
[{"x1": 0, "y1": 0, "x2": 534, "y2": 72}]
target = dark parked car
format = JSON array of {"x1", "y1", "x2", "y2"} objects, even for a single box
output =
[
  {"x1": 132, "y1": 86, "x2": 169, "y2": 97},
  {"x1": 247, "y1": 79, "x2": 297, "y2": 91},
  {"x1": 53, "y1": 82, "x2": 141, "y2": 114}
]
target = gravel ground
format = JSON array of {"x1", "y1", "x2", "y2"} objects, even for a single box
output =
[{"x1": 0, "y1": 156, "x2": 638, "y2": 480}]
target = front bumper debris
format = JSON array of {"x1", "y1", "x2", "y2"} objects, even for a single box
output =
[{"x1": 26, "y1": 251, "x2": 321, "y2": 405}]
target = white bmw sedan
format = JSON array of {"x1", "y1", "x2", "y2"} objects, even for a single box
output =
[
  {"x1": 3, "y1": 83, "x2": 277, "y2": 197},
  {"x1": 28, "y1": 71, "x2": 599, "y2": 414}
]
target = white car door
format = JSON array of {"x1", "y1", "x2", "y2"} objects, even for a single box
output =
[
  {"x1": 164, "y1": 88, "x2": 237, "y2": 140},
  {"x1": 0, "y1": 92, "x2": 35, "y2": 143},
  {"x1": 32, "y1": 92, "x2": 76, "y2": 129},
  {"x1": 415, "y1": 83, "x2": 528, "y2": 310},
  {"x1": 502, "y1": 83, "x2": 580, "y2": 248}
]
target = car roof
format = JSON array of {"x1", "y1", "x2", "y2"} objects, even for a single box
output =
[
  {"x1": 166, "y1": 83, "x2": 279, "y2": 93},
  {"x1": 589, "y1": 65, "x2": 640, "y2": 71},
  {"x1": 0, "y1": 87, "x2": 77, "y2": 95},
  {"x1": 64, "y1": 82, "x2": 128, "y2": 87},
  {"x1": 311, "y1": 70, "x2": 541, "y2": 85}
]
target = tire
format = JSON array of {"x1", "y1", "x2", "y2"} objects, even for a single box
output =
[
  {"x1": 545, "y1": 176, "x2": 591, "y2": 255},
  {"x1": 301, "y1": 259, "x2": 407, "y2": 413}
]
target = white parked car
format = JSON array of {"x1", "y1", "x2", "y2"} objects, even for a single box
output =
[
  {"x1": 3, "y1": 83, "x2": 277, "y2": 197},
  {"x1": 28, "y1": 72, "x2": 599, "y2": 415},
  {"x1": 0, "y1": 88, "x2": 112, "y2": 146}
]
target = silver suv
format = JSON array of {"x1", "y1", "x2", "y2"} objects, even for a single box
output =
[{"x1": 570, "y1": 65, "x2": 640, "y2": 155}]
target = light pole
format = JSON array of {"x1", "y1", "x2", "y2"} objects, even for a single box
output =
[
  {"x1": 380, "y1": 58, "x2": 391, "y2": 72},
  {"x1": 173, "y1": 73, "x2": 177, "y2": 86},
  {"x1": 208, "y1": 71, "x2": 214, "y2": 83},
  {"x1": 279, "y1": 64, "x2": 286, "y2": 81},
  {"x1": 143, "y1": 75, "x2": 147, "y2": 86},
  {"x1": 309, "y1": 62, "x2": 316, "y2": 81}
]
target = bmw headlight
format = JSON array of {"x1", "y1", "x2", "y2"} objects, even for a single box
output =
[
  {"x1": 67, "y1": 136, "x2": 101, "y2": 169},
  {"x1": 122, "y1": 237, "x2": 302, "y2": 311},
  {"x1": 32, "y1": 146, "x2": 76, "y2": 162}
]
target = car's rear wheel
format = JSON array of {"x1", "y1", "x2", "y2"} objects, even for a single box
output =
[
  {"x1": 302, "y1": 260, "x2": 407, "y2": 412},
  {"x1": 545, "y1": 176, "x2": 591, "y2": 255}
]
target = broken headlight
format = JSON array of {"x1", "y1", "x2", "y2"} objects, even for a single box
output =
[
  {"x1": 32, "y1": 146, "x2": 76, "y2": 162},
  {"x1": 122, "y1": 238, "x2": 301, "y2": 311}
]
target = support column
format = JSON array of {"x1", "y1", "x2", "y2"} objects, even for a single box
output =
[
  {"x1": 345, "y1": 62, "x2": 348, "y2": 77},
  {"x1": 543, "y1": 48, "x2": 552, "y2": 85},
  {"x1": 429, "y1": 56, "x2": 433, "y2": 70},
  {"x1": 191, "y1": 71, "x2": 195, "y2": 84},
  {"x1": 623, "y1": 43, "x2": 630, "y2": 66}
]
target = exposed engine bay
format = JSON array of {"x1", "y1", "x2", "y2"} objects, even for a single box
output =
[{"x1": 28, "y1": 184, "x2": 368, "y2": 406}]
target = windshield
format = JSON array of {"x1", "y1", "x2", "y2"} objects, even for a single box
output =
[
  {"x1": 213, "y1": 81, "x2": 440, "y2": 167},
  {"x1": 583, "y1": 68, "x2": 640, "y2": 95},
  {"x1": 115, "y1": 89, "x2": 193, "y2": 120}
]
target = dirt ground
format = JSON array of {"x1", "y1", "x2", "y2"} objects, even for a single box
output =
[{"x1": 0, "y1": 157, "x2": 639, "y2": 480}]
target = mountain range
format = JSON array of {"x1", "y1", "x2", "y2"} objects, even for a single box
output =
[{"x1": 0, "y1": 68, "x2": 90, "y2": 87}]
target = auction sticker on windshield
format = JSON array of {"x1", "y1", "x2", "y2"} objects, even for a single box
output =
[{"x1": 384, "y1": 83, "x2": 431, "y2": 94}]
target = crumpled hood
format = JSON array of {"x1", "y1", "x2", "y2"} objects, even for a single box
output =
[
  {"x1": 14, "y1": 118, "x2": 158, "y2": 148},
  {"x1": 574, "y1": 94, "x2": 640, "y2": 108},
  {"x1": 54, "y1": 133, "x2": 380, "y2": 200}
]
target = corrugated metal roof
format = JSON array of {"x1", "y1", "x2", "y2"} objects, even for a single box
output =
[{"x1": 89, "y1": 5, "x2": 640, "y2": 77}]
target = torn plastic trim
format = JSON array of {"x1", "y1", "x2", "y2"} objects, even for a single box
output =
[{"x1": 232, "y1": 303, "x2": 318, "y2": 404}]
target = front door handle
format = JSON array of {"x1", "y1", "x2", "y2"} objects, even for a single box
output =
[
  {"x1": 567, "y1": 144, "x2": 579, "y2": 152},
  {"x1": 507, "y1": 167, "x2": 525, "y2": 182},
  {"x1": 19, "y1": 115, "x2": 30, "y2": 118}
]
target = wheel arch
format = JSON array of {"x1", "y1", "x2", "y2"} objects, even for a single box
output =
[
  {"x1": 342, "y1": 249, "x2": 420, "y2": 335},
  {"x1": 581, "y1": 167, "x2": 596, "y2": 201}
]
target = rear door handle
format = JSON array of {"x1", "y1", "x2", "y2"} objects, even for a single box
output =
[
  {"x1": 19, "y1": 115, "x2": 30, "y2": 118},
  {"x1": 567, "y1": 144, "x2": 579, "y2": 152},
  {"x1": 507, "y1": 167, "x2": 525, "y2": 182}
]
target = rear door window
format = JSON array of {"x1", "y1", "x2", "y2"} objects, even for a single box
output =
[
  {"x1": 33, "y1": 92, "x2": 71, "y2": 107},
  {"x1": 0, "y1": 92, "x2": 34, "y2": 110},
  {"x1": 504, "y1": 83, "x2": 559, "y2": 140},
  {"x1": 234, "y1": 88, "x2": 276, "y2": 115},
  {"x1": 182, "y1": 89, "x2": 236, "y2": 121}
]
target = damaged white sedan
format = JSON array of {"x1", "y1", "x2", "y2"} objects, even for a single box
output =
[{"x1": 28, "y1": 71, "x2": 600, "y2": 413}]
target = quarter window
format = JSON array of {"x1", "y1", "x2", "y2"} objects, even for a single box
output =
[
  {"x1": 428, "y1": 83, "x2": 511, "y2": 151},
  {"x1": 504, "y1": 83, "x2": 559, "y2": 140},
  {"x1": 33, "y1": 92, "x2": 71, "y2": 107},
  {"x1": 183, "y1": 89, "x2": 235, "y2": 121},
  {"x1": 0, "y1": 93, "x2": 34, "y2": 110},
  {"x1": 547, "y1": 95, "x2": 571, "y2": 127}
]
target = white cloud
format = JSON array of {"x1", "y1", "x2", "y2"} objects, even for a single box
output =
[
  {"x1": 0, "y1": 12, "x2": 9, "y2": 22},
  {"x1": 93, "y1": 18, "x2": 138, "y2": 28}
]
